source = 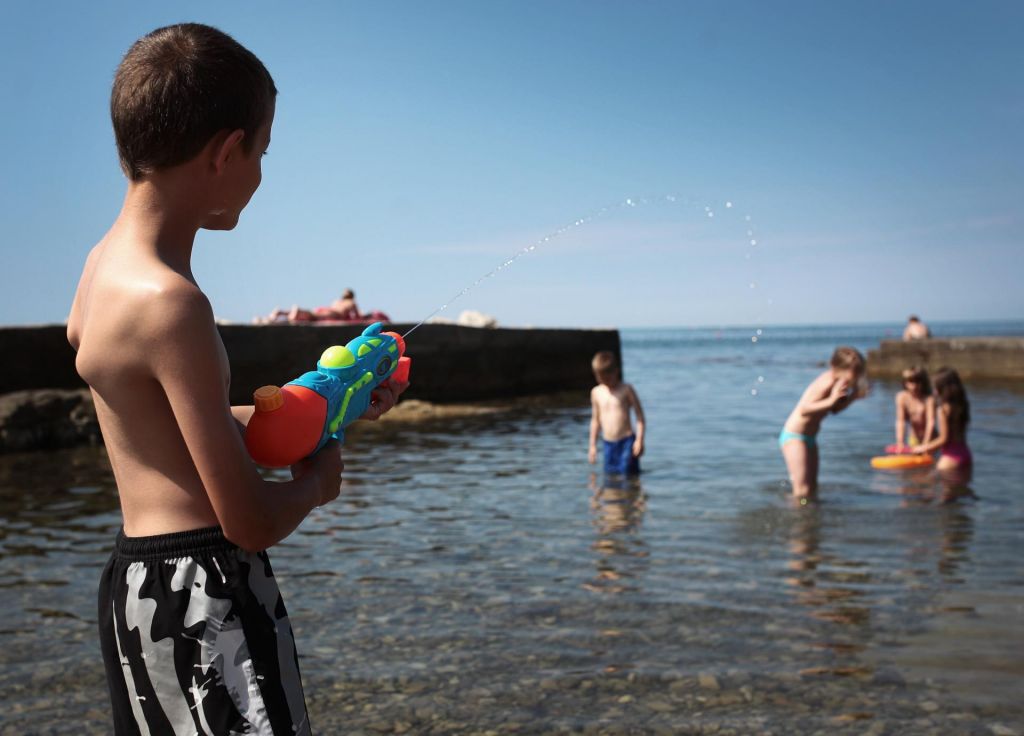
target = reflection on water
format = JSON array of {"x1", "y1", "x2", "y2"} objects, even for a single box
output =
[
  {"x1": 586, "y1": 474, "x2": 647, "y2": 597},
  {"x1": 1, "y1": 324, "x2": 1023, "y2": 733}
]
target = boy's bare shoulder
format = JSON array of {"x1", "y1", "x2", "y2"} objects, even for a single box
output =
[{"x1": 74, "y1": 242, "x2": 216, "y2": 377}]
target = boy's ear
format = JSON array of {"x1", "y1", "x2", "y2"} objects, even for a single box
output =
[{"x1": 210, "y1": 129, "x2": 247, "y2": 174}]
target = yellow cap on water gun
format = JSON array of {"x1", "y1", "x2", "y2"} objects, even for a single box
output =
[{"x1": 253, "y1": 385, "x2": 284, "y2": 413}]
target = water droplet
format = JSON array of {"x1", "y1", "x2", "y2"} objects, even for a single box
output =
[
  {"x1": 750, "y1": 239, "x2": 757, "y2": 246},
  {"x1": 757, "y1": 376, "x2": 765, "y2": 383},
  {"x1": 751, "y1": 336, "x2": 758, "y2": 343},
  {"x1": 747, "y1": 230, "x2": 754, "y2": 237},
  {"x1": 725, "y1": 201, "x2": 733, "y2": 208},
  {"x1": 751, "y1": 389, "x2": 758, "y2": 396},
  {"x1": 707, "y1": 211, "x2": 714, "y2": 218},
  {"x1": 666, "y1": 195, "x2": 677, "y2": 202},
  {"x1": 625, "y1": 198, "x2": 635, "y2": 207},
  {"x1": 756, "y1": 329, "x2": 762, "y2": 335}
]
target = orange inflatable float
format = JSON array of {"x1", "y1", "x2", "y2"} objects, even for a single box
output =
[{"x1": 870, "y1": 454, "x2": 934, "y2": 470}]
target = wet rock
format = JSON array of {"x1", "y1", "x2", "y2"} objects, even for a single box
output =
[
  {"x1": 0, "y1": 389, "x2": 100, "y2": 452},
  {"x1": 698, "y1": 673, "x2": 721, "y2": 691},
  {"x1": 870, "y1": 668, "x2": 906, "y2": 687},
  {"x1": 990, "y1": 726, "x2": 1020, "y2": 736}
]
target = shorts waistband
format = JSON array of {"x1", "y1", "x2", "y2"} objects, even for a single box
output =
[{"x1": 114, "y1": 526, "x2": 238, "y2": 562}]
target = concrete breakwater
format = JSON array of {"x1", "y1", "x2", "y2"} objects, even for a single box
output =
[
  {"x1": 867, "y1": 337, "x2": 1024, "y2": 381},
  {"x1": 0, "y1": 323, "x2": 620, "y2": 452}
]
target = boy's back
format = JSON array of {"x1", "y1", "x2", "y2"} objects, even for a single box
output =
[{"x1": 69, "y1": 233, "x2": 229, "y2": 535}]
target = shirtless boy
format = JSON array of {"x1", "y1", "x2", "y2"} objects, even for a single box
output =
[
  {"x1": 779, "y1": 347, "x2": 866, "y2": 500},
  {"x1": 588, "y1": 351, "x2": 646, "y2": 476},
  {"x1": 894, "y1": 366, "x2": 935, "y2": 449},
  {"x1": 67, "y1": 24, "x2": 406, "y2": 733}
]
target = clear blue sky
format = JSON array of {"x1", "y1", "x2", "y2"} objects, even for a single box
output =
[{"x1": 1, "y1": 1, "x2": 1021, "y2": 328}]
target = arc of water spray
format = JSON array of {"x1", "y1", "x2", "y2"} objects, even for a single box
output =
[
  {"x1": 403, "y1": 196, "x2": 667, "y2": 339},
  {"x1": 401, "y1": 194, "x2": 765, "y2": 342}
]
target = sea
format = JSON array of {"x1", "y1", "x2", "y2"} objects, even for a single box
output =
[{"x1": 1, "y1": 320, "x2": 1022, "y2": 734}]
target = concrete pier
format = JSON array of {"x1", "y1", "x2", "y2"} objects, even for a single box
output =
[
  {"x1": 867, "y1": 337, "x2": 1024, "y2": 381},
  {"x1": 0, "y1": 322, "x2": 620, "y2": 451}
]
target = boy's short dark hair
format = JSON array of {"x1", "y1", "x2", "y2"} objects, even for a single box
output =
[
  {"x1": 111, "y1": 23, "x2": 277, "y2": 180},
  {"x1": 592, "y1": 350, "x2": 620, "y2": 377}
]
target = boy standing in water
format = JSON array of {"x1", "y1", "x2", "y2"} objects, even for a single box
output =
[
  {"x1": 779, "y1": 347, "x2": 866, "y2": 500},
  {"x1": 67, "y1": 24, "x2": 406, "y2": 733},
  {"x1": 588, "y1": 351, "x2": 646, "y2": 476}
]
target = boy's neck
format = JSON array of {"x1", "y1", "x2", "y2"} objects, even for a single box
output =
[{"x1": 115, "y1": 176, "x2": 205, "y2": 273}]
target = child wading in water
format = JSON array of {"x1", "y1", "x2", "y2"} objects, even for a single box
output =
[
  {"x1": 67, "y1": 24, "x2": 406, "y2": 733},
  {"x1": 913, "y1": 367, "x2": 972, "y2": 472},
  {"x1": 588, "y1": 351, "x2": 646, "y2": 476},
  {"x1": 894, "y1": 366, "x2": 936, "y2": 449},
  {"x1": 779, "y1": 347, "x2": 866, "y2": 500}
]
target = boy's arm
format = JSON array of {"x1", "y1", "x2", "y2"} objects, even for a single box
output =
[
  {"x1": 800, "y1": 375, "x2": 848, "y2": 416},
  {"x1": 153, "y1": 290, "x2": 339, "y2": 552},
  {"x1": 588, "y1": 389, "x2": 600, "y2": 463},
  {"x1": 915, "y1": 404, "x2": 948, "y2": 454},
  {"x1": 924, "y1": 396, "x2": 936, "y2": 444},
  {"x1": 894, "y1": 394, "x2": 906, "y2": 446},
  {"x1": 231, "y1": 405, "x2": 255, "y2": 436},
  {"x1": 628, "y1": 384, "x2": 646, "y2": 456}
]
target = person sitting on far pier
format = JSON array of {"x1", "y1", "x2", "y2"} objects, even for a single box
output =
[
  {"x1": 259, "y1": 289, "x2": 390, "y2": 324},
  {"x1": 903, "y1": 315, "x2": 932, "y2": 340},
  {"x1": 313, "y1": 288, "x2": 361, "y2": 321}
]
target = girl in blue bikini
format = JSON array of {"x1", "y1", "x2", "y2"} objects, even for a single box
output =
[{"x1": 780, "y1": 347, "x2": 866, "y2": 500}]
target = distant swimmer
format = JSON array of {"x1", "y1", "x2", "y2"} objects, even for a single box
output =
[{"x1": 903, "y1": 315, "x2": 932, "y2": 340}]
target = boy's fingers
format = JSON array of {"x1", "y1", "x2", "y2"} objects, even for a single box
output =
[{"x1": 385, "y1": 379, "x2": 410, "y2": 396}]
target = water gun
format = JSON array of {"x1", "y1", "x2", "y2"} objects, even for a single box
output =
[{"x1": 245, "y1": 322, "x2": 411, "y2": 468}]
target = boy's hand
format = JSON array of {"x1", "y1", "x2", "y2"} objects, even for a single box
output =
[
  {"x1": 829, "y1": 378, "x2": 851, "y2": 404},
  {"x1": 632, "y1": 438, "x2": 644, "y2": 458},
  {"x1": 290, "y1": 438, "x2": 344, "y2": 507},
  {"x1": 588, "y1": 445, "x2": 597, "y2": 464},
  {"x1": 361, "y1": 379, "x2": 410, "y2": 422}
]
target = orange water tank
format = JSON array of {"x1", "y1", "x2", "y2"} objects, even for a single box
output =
[{"x1": 245, "y1": 384, "x2": 328, "y2": 468}]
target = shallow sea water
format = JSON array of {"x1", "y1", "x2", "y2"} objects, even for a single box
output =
[{"x1": 1, "y1": 322, "x2": 1022, "y2": 735}]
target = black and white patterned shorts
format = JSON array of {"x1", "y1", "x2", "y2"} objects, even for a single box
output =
[{"x1": 98, "y1": 526, "x2": 311, "y2": 735}]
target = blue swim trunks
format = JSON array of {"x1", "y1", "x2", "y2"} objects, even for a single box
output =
[{"x1": 603, "y1": 435, "x2": 641, "y2": 476}]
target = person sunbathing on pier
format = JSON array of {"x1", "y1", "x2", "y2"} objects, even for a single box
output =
[{"x1": 261, "y1": 288, "x2": 390, "y2": 324}]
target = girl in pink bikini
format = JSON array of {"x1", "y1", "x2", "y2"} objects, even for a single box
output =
[{"x1": 913, "y1": 367, "x2": 972, "y2": 471}]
